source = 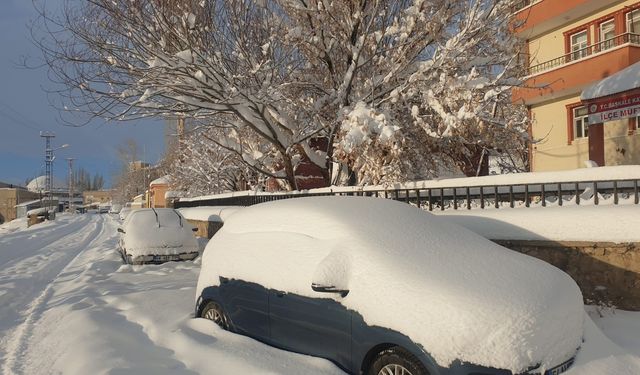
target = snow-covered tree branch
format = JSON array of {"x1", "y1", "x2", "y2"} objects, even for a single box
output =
[{"x1": 34, "y1": 0, "x2": 529, "y2": 189}]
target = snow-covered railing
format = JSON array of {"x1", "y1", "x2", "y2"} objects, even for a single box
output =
[
  {"x1": 526, "y1": 33, "x2": 640, "y2": 76},
  {"x1": 175, "y1": 166, "x2": 640, "y2": 211}
]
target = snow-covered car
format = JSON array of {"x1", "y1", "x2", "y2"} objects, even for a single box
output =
[
  {"x1": 118, "y1": 208, "x2": 199, "y2": 265},
  {"x1": 195, "y1": 197, "x2": 584, "y2": 375},
  {"x1": 109, "y1": 204, "x2": 122, "y2": 214},
  {"x1": 118, "y1": 207, "x2": 132, "y2": 221}
]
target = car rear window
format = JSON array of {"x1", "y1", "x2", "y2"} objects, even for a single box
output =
[{"x1": 126, "y1": 209, "x2": 183, "y2": 228}]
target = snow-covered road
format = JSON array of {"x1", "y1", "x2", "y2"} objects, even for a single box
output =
[
  {"x1": 0, "y1": 214, "x2": 343, "y2": 375},
  {"x1": 0, "y1": 214, "x2": 106, "y2": 368},
  {"x1": 0, "y1": 213, "x2": 639, "y2": 375}
]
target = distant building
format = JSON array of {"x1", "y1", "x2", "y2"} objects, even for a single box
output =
[
  {"x1": 83, "y1": 190, "x2": 114, "y2": 207},
  {"x1": 513, "y1": 0, "x2": 640, "y2": 171},
  {"x1": 131, "y1": 193, "x2": 146, "y2": 208},
  {"x1": 0, "y1": 184, "x2": 39, "y2": 223},
  {"x1": 130, "y1": 161, "x2": 150, "y2": 171}
]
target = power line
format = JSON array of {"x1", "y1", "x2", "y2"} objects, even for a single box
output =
[{"x1": 0, "y1": 100, "x2": 43, "y2": 131}]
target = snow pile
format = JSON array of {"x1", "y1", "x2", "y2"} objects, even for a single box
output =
[
  {"x1": 1, "y1": 213, "x2": 639, "y2": 374},
  {"x1": 436, "y1": 205, "x2": 640, "y2": 242},
  {"x1": 196, "y1": 197, "x2": 584, "y2": 373},
  {"x1": 0, "y1": 214, "x2": 342, "y2": 375},
  {"x1": 565, "y1": 312, "x2": 640, "y2": 375},
  {"x1": 178, "y1": 206, "x2": 242, "y2": 222},
  {"x1": 121, "y1": 209, "x2": 198, "y2": 257}
]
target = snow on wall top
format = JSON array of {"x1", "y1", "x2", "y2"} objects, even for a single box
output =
[
  {"x1": 437, "y1": 205, "x2": 640, "y2": 243},
  {"x1": 178, "y1": 206, "x2": 242, "y2": 222},
  {"x1": 150, "y1": 175, "x2": 171, "y2": 186},
  {"x1": 180, "y1": 165, "x2": 640, "y2": 202},
  {"x1": 196, "y1": 197, "x2": 584, "y2": 372},
  {"x1": 581, "y1": 61, "x2": 640, "y2": 100}
]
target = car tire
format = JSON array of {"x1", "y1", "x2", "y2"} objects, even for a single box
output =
[
  {"x1": 200, "y1": 301, "x2": 229, "y2": 330},
  {"x1": 368, "y1": 346, "x2": 429, "y2": 375}
]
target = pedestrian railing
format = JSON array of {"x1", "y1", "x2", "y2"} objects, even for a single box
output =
[{"x1": 175, "y1": 178, "x2": 640, "y2": 211}]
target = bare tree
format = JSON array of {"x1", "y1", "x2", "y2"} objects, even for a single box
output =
[{"x1": 34, "y1": 0, "x2": 529, "y2": 188}]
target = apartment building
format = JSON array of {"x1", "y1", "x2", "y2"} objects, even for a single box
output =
[{"x1": 514, "y1": 0, "x2": 640, "y2": 171}]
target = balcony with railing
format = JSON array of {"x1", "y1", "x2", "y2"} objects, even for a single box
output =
[
  {"x1": 527, "y1": 33, "x2": 640, "y2": 76},
  {"x1": 514, "y1": 32, "x2": 640, "y2": 104}
]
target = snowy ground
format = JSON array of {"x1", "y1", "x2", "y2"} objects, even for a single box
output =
[{"x1": 0, "y1": 212, "x2": 639, "y2": 374}]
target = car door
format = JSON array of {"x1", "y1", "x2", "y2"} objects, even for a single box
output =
[
  {"x1": 218, "y1": 277, "x2": 270, "y2": 342},
  {"x1": 269, "y1": 290, "x2": 352, "y2": 371}
]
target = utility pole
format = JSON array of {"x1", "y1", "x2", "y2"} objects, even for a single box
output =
[
  {"x1": 66, "y1": 158, "x2": 75, "y2": 212},
  {"x1": 39, "y1": 131, "x2": 69, "y2": 217},
  {"x1": 40, "y1": 131, "x2": 56, "y2": 213}
]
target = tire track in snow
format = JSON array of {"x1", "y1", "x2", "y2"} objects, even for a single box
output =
[
  {"x1": 1, "y1": 215, "x2": 107, "y2": 375},
  {"x1": 0, "y1": 215, "x2": 93, "y2": 277}
]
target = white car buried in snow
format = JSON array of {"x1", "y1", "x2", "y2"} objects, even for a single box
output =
[
  {"x1": 118, "y1": 208, "x2": 199, "y2": 265},
  {"x1": 195, "y1": 197, "x2": 584, "y2": 375}
]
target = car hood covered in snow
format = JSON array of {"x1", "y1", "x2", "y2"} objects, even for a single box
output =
[{"x1": 196, "y1": 197, "x2": 584, "y2": 373}]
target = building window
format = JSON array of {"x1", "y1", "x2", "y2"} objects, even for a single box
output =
[
  {"x1": 570, "y1": 30, "x2": 588, "y2": 61},
  {"x1": 631, "y1": 116, "x2": 640, "y2": 133},
  {"x1": 627, "y1": 9, "x2": 640, "y2": 34},
  {"x1": 573, "y1": 106, "x2": 589, "y2": 139},
  {"x1": 600, "y1": 19, "x2": 616, "y2": 50}
]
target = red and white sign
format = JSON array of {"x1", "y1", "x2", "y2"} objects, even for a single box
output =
[{"x1": 586, "y1": 91, "x2": 640, "y2": 124}]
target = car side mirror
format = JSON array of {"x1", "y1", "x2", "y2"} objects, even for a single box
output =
[
  {"x1": 311, "y1": 249, "x2": 351, "y2": 298},
  {"x1": 311, "y1": 283, "x2": 349, "y2": 297},
  {"x1": 192, "y1": 227, "x2": 198, "y2": 232},
  {"x1": 117, "y1": 227, "x2": 125, "y2": 234}
]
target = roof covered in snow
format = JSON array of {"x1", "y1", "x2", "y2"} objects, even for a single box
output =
[
  {"x1": 150, "y1": 175, "x2": 171, "y2": 186},
  {"x1": 26, "y1": 176, "x2": 67, "y2": 193},
  {"x1": 581, "y1": 61, "x2": 640, "y2": 101}
]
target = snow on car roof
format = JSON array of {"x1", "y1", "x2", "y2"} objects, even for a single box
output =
[{"x1": 197, "y1": 196, "x2": 584, "y2": 373}]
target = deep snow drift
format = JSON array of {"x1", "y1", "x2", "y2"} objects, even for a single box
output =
[{"x1": 0, "y1": 211, "x2": 639, "y2": 374}]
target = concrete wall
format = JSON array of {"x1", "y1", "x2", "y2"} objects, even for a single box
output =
[
  {"x1": 185, "y1": 219, "x2": 223, "y2": 239},
  {"x1": 496, "y1": 240, "x2": 640, "y2": 310},
  {"x1": 149, "y1": 184, "x2": 168, "y2": 208},
  {"x1": 0, "y1": 189, "x2": 40, "y2": 223},
  {"x1": 605, "y1": 124, "x2": 640, "y2": 165}
]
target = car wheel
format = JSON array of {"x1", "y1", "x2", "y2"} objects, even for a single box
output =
[
  {"x1": 368, "y1": 346, "x2": 429, "y2": 375},
  {"x1": 200, "y1": 301, "x2": 229, "y2": 330}
]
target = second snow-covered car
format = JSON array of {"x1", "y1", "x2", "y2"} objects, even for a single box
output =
[
  {"x1": 118, "y1": 208, "x2": 199, "y2": 264},
  {"x1": 195, "y1": 197, "x2": 583, "y2": 375}
]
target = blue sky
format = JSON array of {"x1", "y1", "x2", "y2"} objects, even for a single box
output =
[{"x1": 0, "y1": 0, "x2": 165, "y2": 188}]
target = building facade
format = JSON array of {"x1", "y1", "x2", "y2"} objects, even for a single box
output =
[
  {"x1": 514, "y1": 0, "x2": 640, "y2": 171},
  {"x1": 83, "y1": 190, "x2": 114, "y2": 206},
  {"x1": 0, "y1": 187, "x2": 40, "y2": 223}
]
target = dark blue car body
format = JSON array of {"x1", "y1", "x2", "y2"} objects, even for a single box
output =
[{"x1": 195, "y1": 278, "x2": 572, "y2": 375}]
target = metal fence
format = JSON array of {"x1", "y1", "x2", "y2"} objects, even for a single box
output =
[
  {"x1": 526, "y1": 33, "x2": 640, "y2": 76},
  {"x1": 175, "y1": 178, "x2": 640, "y2": 211}
]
